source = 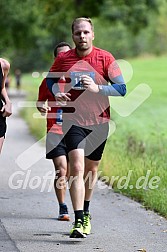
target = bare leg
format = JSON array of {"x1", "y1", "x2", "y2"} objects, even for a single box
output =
[
  {"x1": 68, "y1": 149, "x2": 85, "y2": 210},
  {"x1": 84, "y1": 158, "x2": 100, "y2": 201},
  {"x1": 0, "y1": 137, "x2": 4, "y2": 154},
  {"x1": 52, "y1": 155, "x2": 70, "y2": 221},
  {"x1": 52, "y1": 155, "x2": 68, "y2": 204}
]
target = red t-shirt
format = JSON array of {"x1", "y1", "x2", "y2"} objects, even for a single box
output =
[
  {"x1": 49, "y1": 46, "x2": 116, "y2": 126},
  {"x1": 37, "y1": 78, "x2": 64, "y2": 134}
]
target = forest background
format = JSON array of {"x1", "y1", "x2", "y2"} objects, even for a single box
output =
[
  {"x1": 1, "y1": 0, "x2": 167, "y2": 71},
  {"x1": 0, "y1": 0, "x2": 167, "y2": 217}
]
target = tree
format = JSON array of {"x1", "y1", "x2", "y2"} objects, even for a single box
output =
[
  {"x1": 38, "y1": 0, "x2": 104, "y2": 42},
  {"x1": 0, "y1": 0, "x2": 39, "y2": 51},
  {"x1": 0, "y1": 0, "x2": 51, "y2": 71},
  {"x1": 0, "y1": 0, "x2": 164, "y2": 71},
  {"x1": 38, "y1": 0, "x2": 160, "y2": 39},
  {"x1": 100, "y1": 0, "x2": 160, "y2": 34}
]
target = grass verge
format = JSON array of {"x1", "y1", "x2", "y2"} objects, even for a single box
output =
[{"x1": 19, "y1": 56, "x2": 167, "y2": 218}]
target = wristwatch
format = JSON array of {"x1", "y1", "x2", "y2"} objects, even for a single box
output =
[{"x1": 98, "y1": 85, "x2": 103, "y2": 92}]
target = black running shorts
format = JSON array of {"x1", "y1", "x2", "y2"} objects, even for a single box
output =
[
  {"x1": 0, "y1": 111, "x2": 6, "y2": 138},
  {"x1": 46, "y1": 132, "x2": 68, "y2": 159},
  {"x1": 63, "y1": 122, "x2": 109, "y2": 161},
  {"x1": 0, "y1": 64, "x2": 6, "y2": 138}
]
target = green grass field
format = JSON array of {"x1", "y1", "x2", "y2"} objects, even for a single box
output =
[
  {"x1": 101, "y1": 56, "x2": 167, "y2": 217},
  {"x1": 19, "y1": 56, "x2": 167, "y2": 217}
]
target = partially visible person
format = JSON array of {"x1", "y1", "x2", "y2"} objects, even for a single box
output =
[
  {"x1": 36, "y1": 42, "x2": 72, "y2": 221},
  {"x1": 53, "y1": 42, "x2": 72, "y2": 59},
  {"x1": 15, "y1": 68, "x2": 21, "y2": 90},
  {"x1": 5, "y1": 74, "x2": 10, "y2": 89},
  {"x1": 0, "y1": 58, "x2": 12, "y2": 153}
]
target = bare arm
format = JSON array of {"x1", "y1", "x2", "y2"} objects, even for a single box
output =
[{"x1": 0, "y1": 58, "x2": 12, "y2": 117}]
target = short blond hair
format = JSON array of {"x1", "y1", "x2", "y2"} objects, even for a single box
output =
[{"x1": 72, "y1": 17, "x2": 94, "y2": 33}]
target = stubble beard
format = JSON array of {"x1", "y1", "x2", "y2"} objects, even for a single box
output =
[{"x1": 77, "y1": 44, "x2": 90, "y2": 52}]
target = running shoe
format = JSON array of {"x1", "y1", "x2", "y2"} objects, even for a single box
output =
[
  {"x1": 58, "y1": 205, "x2": 70, "y2": 221},
  {"x1": 83, "y1": 212, "x2": 91, "y2": 235},
  {"x1": 70, "y1": 219, "x2": 86, "y2": 238}
]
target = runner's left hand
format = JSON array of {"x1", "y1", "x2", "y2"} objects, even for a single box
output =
[{"x1": 81, "y1": 75, "x2": 99, "y2": 93}]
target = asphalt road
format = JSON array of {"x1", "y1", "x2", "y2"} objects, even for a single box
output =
[{"x1": 0, "y1": 93, "x2": 166, "y2": 252}]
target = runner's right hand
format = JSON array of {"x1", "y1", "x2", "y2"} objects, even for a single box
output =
[{"x1": 55, "y1": 92, "x2": 71, "y2": 102}]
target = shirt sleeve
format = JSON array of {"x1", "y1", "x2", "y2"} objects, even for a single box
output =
[
  {"x1": 99, "y1": 55, "x2": 127, "y2": 96},
  {"x1": 98, "y1": 83, "x2": 126, "y2": 96},
  {"x1": 37, "y1": 79, "x2": 48, "y2": 101},
  {"x1": 46, "y1": 56, "x2": 62, "y2": 95}
]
